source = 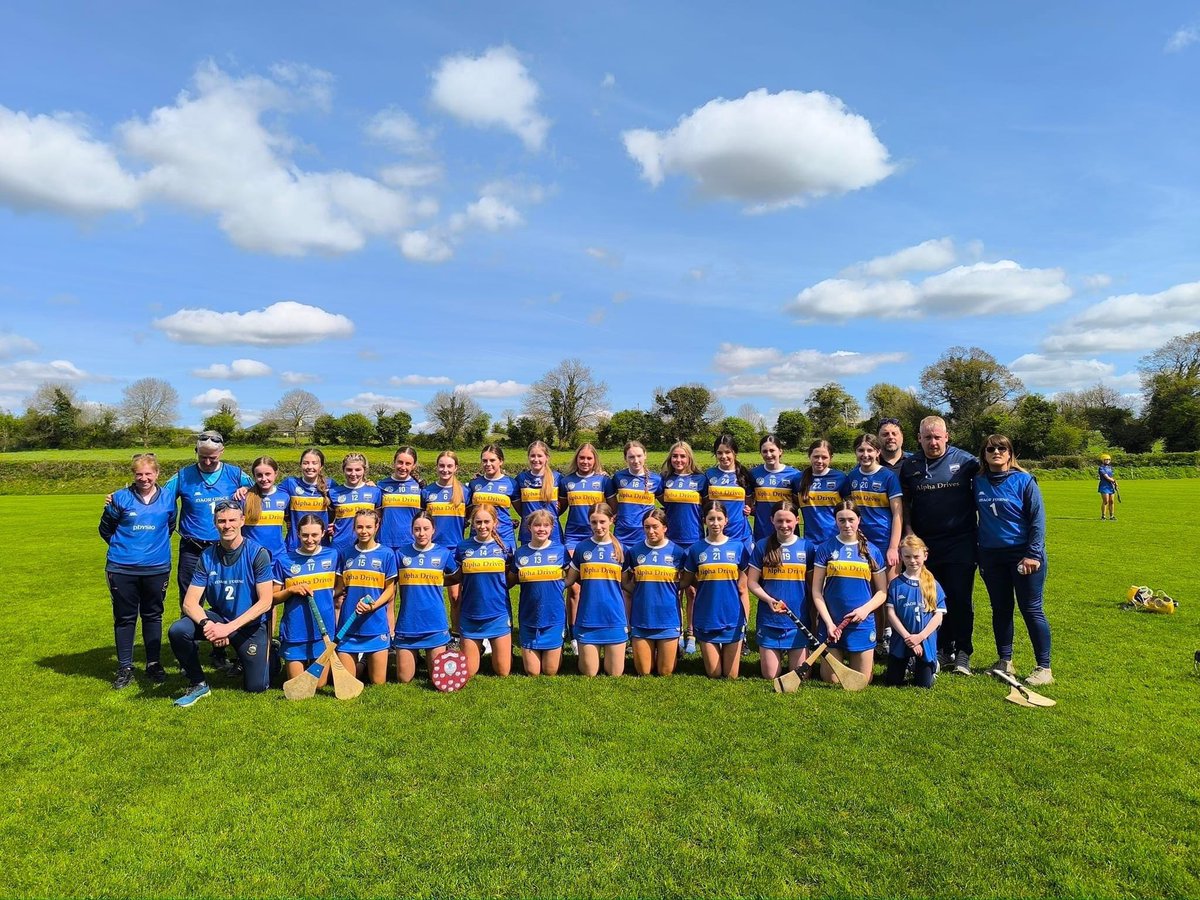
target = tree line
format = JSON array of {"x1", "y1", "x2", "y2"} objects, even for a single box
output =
[{"x1": 3, "y1": 335, "x2": 1198, "y2": 455}]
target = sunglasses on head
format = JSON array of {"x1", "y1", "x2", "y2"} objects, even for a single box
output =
[
  {"x1": 197, "y1": 433, "x2": 224, "y2": 445},
  {"x1": 213, "y1": 499, "x2": 242, "y2": 513},
  {"x1": 879, "y1": 418, "x2": 901, "y2": 427}
]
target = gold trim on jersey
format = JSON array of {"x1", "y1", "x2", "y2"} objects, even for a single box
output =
[
  {"x1": 763, "y1": 562, "x2": 807, "y2": 580},
  {"x1": 580, "y1": 561, "x2": 621, "y2": 581},
  {"x1": 473, "y1": 492, "x2": 512, "y2": 509},
  {"x1": 850, "y1": 490, "x2": 890, "y2": 508},
  {"x1": 824, "y1": 559, "x2": 871, "y2": 580},
  {"x1": 334, "y1": 502, "x2": 377, "y2": 520},
  {"x1": 398, "y1": 568, "x2": 445, "y2": 587},
  {"x1": 284, "y1": 571, "x2": 336, "y2": 591},
  {"x1": 253, "y1": 510, "x2": 285, "y2": 526},
  {"x1": 343, "y1": 570, "x2": 387, "y2": 589},
  {"x1": 617, "y1": 488, "x2": 654, "y2": 505},
  {"x1": 754, "y1": 486, "x2": 793, "y2": 503},
  {"x1": 426, "y1": 500, "x2": 466, "y2": 517},
  {"x1": 662, "y1": 488, "x2": 700, "y2": 504},
  {"x1": 707, "y1": 484, "x2": 746, "y2": 502},
  {"x1": 567, "y1": 490, "x2": 605, "y2": 506},
  {"x1": 800, "y1": 490, "x2": 842, "y2": 508}
]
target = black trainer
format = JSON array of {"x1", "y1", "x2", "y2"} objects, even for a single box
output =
[
  {"x1": 112, "y1": 666, "x2": 136, "y2": 690},
  {"x1": 145, "y1": 662, "x2": 167, "y2": 686}
]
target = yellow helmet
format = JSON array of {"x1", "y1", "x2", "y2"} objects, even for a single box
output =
[{"x1": 1100, "y1": 454, "x2": 1112, "y2": 462}]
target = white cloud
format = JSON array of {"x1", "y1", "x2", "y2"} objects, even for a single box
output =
[
  {"x1": 0, "y1": 359, "x2": 95, "y2": 395},
  {"x1": 379, "y1": 163, "x2": 443, "y2": 188},
  {"x1": 585, "y1": 246, "x2": 622, "y2": 267},
  {"x1": 341, "y1": 392, "x2": 419, "y2": 411},
  {"x1": 455, "y1": 379, "x2": 529, "y2": 398},
  {"x1": 155, "y1": 300, "x2": 354, "y2": 346},
  {"x1": 399, "y1": 229, "x2": 453, "y2": 263},
  {"x1": 191, "y1": 388, "x2": 237, "y2": 408},
  {"x1": 280, "y1": 371, "x2": 319, "y2": 384},
  {"x1": 622, "y1": 88, "x2": 892, "y2": 211},
  {"x1": 192, "y1": 358, "x2": 273, "y2": 379},
  {"x1": 450, "y1": 194, "x2": 522, "y2": 232},
  {"x1": 716, "y1": 348, "x2": 906, "y2": 400},
  {"x1": 364, "y1": 108, "x2": 433, "y2": 153},
  {"x1": 1166, "y1": 26, "x2": 1200, "y2": 52},
  {"x1": 390, "y1": 374, "x2": 453, "y2": 386},
  {"x1": 841, "y1": 238, "x2": 957, "y2": 278},
  {"x1": 1041, "y1": 280, "x2": 1200, "y2": 354},
  {"x1": 713, "y1": 343, "x2": 784, "y2": 373},
  {"x1": 601, "y1": 73, "x2": 616, "y2": 88},
  {"x1": 0, "y1": 332, "x2": 38, "y2": 359},
  {"x1": 430, "y1": 45, "x2": 549, "y2": 150},
  {"x1": 789, "y1": 278, "x2": 920, "y2": 320},
  {"x1": 1082, "y1": 273, "x2": 1113, "y2": 290},
  {"x1": 1009, "y1": 353, "x2": 1142, "y2": 393}
]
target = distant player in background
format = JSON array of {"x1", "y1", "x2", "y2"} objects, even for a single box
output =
[{"x1": 1097, "y1": 453, "x2": 1118, "y2": 520}]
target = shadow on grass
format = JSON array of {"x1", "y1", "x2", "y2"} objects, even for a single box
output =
[{"x1": 36, "y1": 645, "x2": 119, "y2": 683}]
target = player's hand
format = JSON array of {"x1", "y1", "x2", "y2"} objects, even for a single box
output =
[
  {"x1": 104, "y1": 492, "x2": 115, "y2": 505},
  {"x1": 1017, "y1": 557, "x2": 1041, "y2": 575},
  {"x1": 291, "y1": 584, "x2": 314, "y2": 598},
  {"x1": 355, "y1": 600, "x2": 373, "y2": 615},
  {"x1": 847, "y1": 605, "x2": 871, "y2": 625},
  {"x1": 904, "y1": 633, "x2": 919, "y2": 651},
  {"x1": 769, "y1": 599, "x2": 786, "y2": 613},
  {"x1": 207, "y1": 621, "x2": 234, "y2": 642},
  {"x1": 233, "y1": 486, "x2": 249, "y2": 502},
  {"x1": 912, "y1": 643, "x2": 924, "y2": 658},
  {"x1": 886, "y1": 547, "x2": 899, "y2": 569}
]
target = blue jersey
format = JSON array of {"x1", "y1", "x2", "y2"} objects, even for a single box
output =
[
  {"x1": 273, "y1": 546, "x2": 339, "y2": 646},
  {"x1": 705, "y1": 467, "x2": 752, "y2": 544},
  {"x1": 845, "y1": 466, "x2": 902, "y2": 553},
  {"x1": 798, "y1": 470, "x2": 849, "y2": 545},
  {"x1": 328, "y1": 484, "x2": 382, "y2": 559},
  {"x1": 337, "y1": 544, "x2": 398, "y2": 642},
  {"x1": 456, "y1": 538, "x2": 511, "y2": 625},
  {"x1": 610, "y1": 469, "x2": 662, "y2": 547},
  {"x1": 624, "y1": 541, "x2": 683, "y2": 632},
  {"x1": 749, "y1": 537, "x2": 813, "y2": 630},
  {"x1": 572, "y1": 539, "x2": 627, "y2": 629},
  {"x1": 395, "y1": 542, "x2": 458, "y2": 636},
  {"x1": 165, "y1": 462, "x2": 251, "y2": 542},
  {"x1": 886, "y1": 573, "x2": 946, "y2": 661},
  {"x1": 241, "y1": 488, "x2": 289, "y2": 561},
  {"x1": 1097, "y1": 464, "x2": 1116, "y2": 495},
  {"x1": 660, "y1": 472, "x2": 706, "y2": 547},
  {"x1": 685, "y1": 539, "x2": 748, "y2": 632},
  {"x1": 974, "y1": 470, "x2": 1046, "y2": 558},
  {"x1": 750, "y1": 464, "x2": 801, "y2": 541},
  {"x1": 279, "y1": 476, "x2": 332, "y2": 550},
  {"x1": 514, "y1": 470, "x2": 563, "y2": 544},
  {"x1": 900, "y1": 447, "x2": 980, "y2": 544},
  {"x1": 99, "y1": 485, "x2": 177, "y2": 574},
  {"x1": 561, "y1": 472, "x2": 613, "y2": 549},
  {"x1": 513, "y1": 542, "x2": 568, "y2": 631},
  {"x1": 422, "y1": 481, "x2": 471, "y2": 552},
  {"x1": 191, "y1": 539, "x2": 272, "y2": 623},
  {"x1": 815, "y1": 537, "x2": 884, "y2": 622},
  {"x1": 467, "y1": 475, "x2": 518, "y2": 550},
  {"x1": 378, "y1": 476, "x2": 423, "y2": 549}
]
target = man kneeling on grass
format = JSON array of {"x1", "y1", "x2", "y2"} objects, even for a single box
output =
[{"x1": 168, "y1": 500, "x2": 276, "y2": 707}]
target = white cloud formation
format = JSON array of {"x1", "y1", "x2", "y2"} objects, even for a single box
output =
[
  {"x1": 0, "y1": 332, "x2": 38, "y2": 360},
  {"x1": 390, "y1": 374, "x2": 453, "y2": 386},
  {"x1": 0, "y1": 360, "x2": 95, "y2": 396},
  {"x1": 379, "y1": 163, "x2": 443, "y2": 188},
  {"x1": 1081, "y1": 273, "x2": 1113, "y2": 289},
  {"x1": 716, "y1": 348, "x2": 907, "y2": 400},
  {"x1": 622, "y1": 88, "x2": 892, "y2": 211},
  {"x1": 364, "y1": 108, "x2": 433, "y2": 153},
  {"x1": 585, "y1": 246, "x2": 622, "y2": 267},
  {"x1": 399, "y1": 229, "x2": 454, "y2": 263},
  {"x1": 192, "y1": 358, "x2": 273, "y2": 379},
  {"x1": 713, "y1": 343, "x2": 785, "y2": 372},
  {"x1": 401, "y1": 180, "x2": 539, "y2": 262},
  {"x1": 341, "y1": 392, "x2": 419, "y2": 411},
  {"x1": 450, "y1": 194, "x2": 522, "y2": 232},
  {"x1": 280, "y1": 370, "x2": 319, "y2": 384},
  {"x1": 430, "y1": 45, "x2": 549, "y2": 150},
  {"x1": 1166, "y1": 25, "x2": 1199, "y2": 52},
  {"x1": 841, "y1": 238, "x2": 957, "y2": 278},
  {"x1": 1041, "y1": 280, "x2": 1200, "y2": 354},
  {"x1": 0, "y1": 107, "x2": 142, "y2": 215},
  {"x1": 191, "y1": 388, "x2": 237, "y2": 408},
  {"x1": 154, "y1": 300, "x2": 354, "y2": 346},
  {"x1": 454, "y1": 379, "x2": 530, "y2": 398}
]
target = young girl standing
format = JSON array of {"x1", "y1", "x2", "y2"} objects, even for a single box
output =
[
  {"x1": 328, "y1": 453, "x2": 382, "y2": 561},
  {"x1": 334, "y1": 509, "x2": 397, "y2": 685},
  {"x1": 846, "y1": 433, "x2": 904, "y2": 651},
  {"x1": 750, "y1": 434, "x2": 800, "y2": 543},
  {"x1": 747, "y1": 501, "x2": 813, "y2": 680},
  {"x1": 393, "y1": 511, "x2": 459, "y2": 683},
  {"x1": 609, "y1": 441, "x2": 662, "y2": 549},
  {"x1": 514, "y1": 440, "x2": 563, "y2": 545},
  {"x1": 561, "y1": 443, "x2": 612, "y2": 650},
  {"x1": 884, "y1": 535, "x2": 946, "y2": 688},
  {"x1": 623, "y1": 509, "x2": 683, "y2": 676},
  {"x1": 680, "y1": 502, "x2": 750, "y2": 679},
  {"x1": 564, "y1": 502, "x2": 628, "y2": 677},
  {"x1": 456, "y1": 504, "x2": 513, "y2": 677},
  {"x1": 797, "y1": 439, "x2": 849, "y2": 546},
  {"x1": 378, "y1": 446, "x2": 423, "y2": 551},
  {"x1": 422, "y1": 451, "x2": 471, "y2": 642},
  {"x1": 704, "y1": 433, "x2": 755, "y2": 551},
  {"x1": 511, "y1": 510, "x2": 568, "y2": 676},
  {"x1": 468, "y1": 444, "x2": 518, "y2": 551},
  {"x1": 280, "y1": 448, "x2": 332, "y2": 550},
  {"x1": 242, "y1": 456, "x2": 290, "y2": 562},
  {"x1": 659, "y1": 441, "x2": 705, "y2": 654}
]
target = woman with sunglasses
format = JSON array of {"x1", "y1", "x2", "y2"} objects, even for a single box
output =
[{"x1": 974, "y1": 434, "x2": 1052, "y2": 687}]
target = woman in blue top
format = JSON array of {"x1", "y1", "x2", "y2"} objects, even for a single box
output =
[
  {"x1": 608, "y1": 441, "x2": 662, "y2": 549},
  {"x1": 422, "y1": 450, "x2": 471, "y2": 642},
  {"x1": 514, "y1": 440, "x2": 563, "y2": 545},
  {"x1": 279, "y1": 448, "x2": 333, "y2": 550},
  {"x1": 884, "y1": 535, "x2": 946, "y2": 689},
  {"x1": 242, "y1": 456, "x2": 290, "y2": 562},
  {"x1": 797, "y1": 439, "x2": 849, "y2": 545},
  {"x1": 680, "y1": 501, "x2": 750, "y2": 679},
  {"x1": 334, "y1": 509, "x2": 397, "y2": 685},
  {"x1": 99, "y1": 453, "x2": 177, "y2": 689},
  {"x1": 659, "y1": 441, "x2": 706, "y2": 655},
  {"x1": 811, "y1": 500, "x2": 887, "y2": 685},
  {"x1": 328, "y1": 453, "x2": 382, "y2": 561},
  {"x1": 272, "y1": 514, "x2": 341, "y2": 679},
  {"x1": 456, "y1": 503, "x2": 513, "y2": 677},
  {"x1": 622, "y1": 509, "x2": 683, "y2": 676},
  {"x1": 561, "y1": 443, "x2": 612, "y2": 650},
  {"x1": 974, "y1": 434, "x2": 1053, "y2": 687},
  {"x1": 751, "y1": 434, "x2": 801, "y2": 542},
  {"x1": 468, "y1": 444, "x2": 518, "y2": 551},
  {"x1": 394, "y1": 511, "x2": 459, "y2": 683},
  {"x1": 378, "y1": 446, "x2": 423, "y2": 551},
  {"x1": 704, "y1": 433, "x2": 754, "y2": 550},
  {"x1": 1097, "y1": 453, "x2": 1117, "y2": 520},
  {"x1": 747, "y1": 500, "x2": 813, "y2": 681},
  {"x1": 846, "y1": 433, "x2": 904, "y2": 652},
  {"x1": 510, "y1": 509, "x2": 568, "y2": 676},
  {"x1": 564, "y1": 502, "x2": 628, "y2": 677}
]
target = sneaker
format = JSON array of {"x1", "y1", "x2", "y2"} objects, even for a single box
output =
[
  {"x1": 570, "y1": 639, "x2": 579, "y2": 655},
  {"x1": 1110, "y1": 515, "x2": 1116, "y2": 521},
  {"x1": 112, "y1": 666, "x2": 135, "y2": 690},
  {"x1": 223, "y1": 661, "x2": 243, "y2": 679},
  {"x1": 952, "y1": 652, "x2": 972, "y2": 676},
  {"x1": 1025, "y1": 666, "x2": 1054, "y2": 686},
  {"x1": 937, "y1": 648, "x2": 952, "y2": 672},
  {"x1": 145, "y1": 662, "x2": 167, "y2": 686},
  {"x1": 173, "y1": 682, "x2": 211, "y2": 708},
  {"x1": 684, "y1": 635, "x2": 696, "y2": 655},
  {"x1": 481, "y1": 639, "x2": 493, "y2": 656},
  {"x1": 989, "y1": 659, "x2": 1015, "y2": 676}
]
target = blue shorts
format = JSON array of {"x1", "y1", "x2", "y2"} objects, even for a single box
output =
[
  {"x1": 1098, "y1": 485, "x2": 1115, "y2": 495},
  {"x1": 695, "y1": 624, "x2": 745, "y2": 645},
  {"x1": 631, "y1": 625, "x2": 681, "y2": 641},
  {"x1": 520, "y1": 623, "x2": 565, "y2": 651},
  {"x1": 461, "y1": 613, "x2": 511, "y2": 641},
  {"x1": 575, "y1": 623, "x2": 628, "y2": 646},
  {"x1": 281, "y1": 639, "x2": 326, "y2": 662},
  {"x1": 393, "y1": 629, "x2": 452, "y2": 651},
  {"x1": 338, "y1": 633, "x2": 390, "y2": 654},
  {"x1": 819, "y1": 619, "x2": 876, "y2": 653},
  {"x1": 756, "y1": 622, "x2": 804, "y2": 651}
]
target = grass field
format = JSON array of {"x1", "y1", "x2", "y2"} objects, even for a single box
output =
[{"x1": 2, "y1": 481, "x2": 1199, "y2": 898}]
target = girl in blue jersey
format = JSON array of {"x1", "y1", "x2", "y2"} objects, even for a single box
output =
[
  {"x1": 622, "y1": 509, "x2": 682, "y2": 676},
  {"x1": 609, "y1": 441, "x2": 662, "y2": 549},
  {"x1": 747, "y1": 500, "x2": 812, "y2": 680},
  {"x1": 1097, "y1": 453, "x2": 1117, "y2": 520},
  {"x1": 680, "y1": 502, "x2": 750, "y2": 679},
  {"x1": 423, "y1": 450, "x2": 470, "y2": 644},
  {"x1": 510, "y1": 509, "x2": 568, "y2": 676},
  {"x1": 847, "y1": 433, "x2": 904, "y2": 652},
  {"x1": 884, "y1": 535, "x2": 946, "y2": 688},
  {"x1": 334, "y1": 509, "x2": 397, "y2": 685},
  {"x1": 468, "y1": 444, "x2": 518, "y2": 551},
  {"x1": 797, "y1": 439, "x2": 849, "y2": 545},
  {"x1": 751, "y1": 434, "x2": 801, "y2": 542},
  {"x1": 514, "y1": 440, "x2": 563, "y2": 545},
  {"x1": 975, "y1": 434, "x2": 1052, "y2": 686},
  {"x1": 242, "y1": 456, "x2": 290, "y2": 562},
  {"x1": 812, "y1": 500, "x2": 887, "y2": 685},
  {"x1": 378, "y1": 446, "x2": 423, "y2": 551},
  {"x1": 561, "y1": 443, "x2": 612, "y2": 650},
  {"x1": 659, "y1": 441, "x2": 705, "y2": 654},
  {"x1": 272, "y1": 514, "x2": 341, "y2": 681},
  {"x1": 328, "y1": 453, "x2": 382, "y2": 561},
  {"x1": 704, "y1": 433, "x2": 755, "y2": 551},
  {"x1": 456, "y1": 503, "x2": 513, "y2": 677},
  {"x1": 394, "y1": 512, "x2": 459, "y2": 684},
  {"x1": 564, "y1": 502, "x2": 628, "y2": 677},
  {"x1": 280, "y1": 448, "x2": 332, "y2": 550}
]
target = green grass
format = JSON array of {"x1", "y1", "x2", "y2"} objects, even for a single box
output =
[{"x1": 2, "y1": 482, "x2": 1199, "y2": 897}]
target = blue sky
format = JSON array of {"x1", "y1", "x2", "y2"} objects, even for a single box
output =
[{"x1": 1, "y1": 3, "x2": 1198, "y2": 430}]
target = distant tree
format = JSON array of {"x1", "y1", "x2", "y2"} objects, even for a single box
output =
[
  {"x1": 1140, "y1": 332, "x2": 1200, "y2": 451},
  {"x1": 598, "y1": 409, "x2": 660, "y2": 449},
  {"x1": 523, "y1": 358, "x2": 607, "y2": 447},
  {"x1": 505, "y1": 416, "x2": 551, "y2": 448},
  {"x1": 0, "y1": 410, "x2": 21, "y2": 452},
  {"x1": 269, "y1": 389, "x2": 324, "y2": 445},
  {"x1": 1139, "y1": 330, "x2": 1200, "y2": 383},
  {"x1": 773, "y1": 410, "x2": 811, "y2": 451},
  {"x1": 375, "y1": 410, "x2": 413, "y2": 446},
  {"x1": 120, "y1": 377, "x2": 179, "y2": 447},
  {"x1": 1043, "y1": 420, "x2": 1087, "y2": 456},
  {"x1": 312, "y1": 414, "x2": 339, "y2": 445},
  {"x1": 239, "y1": 420, "x2": 278, "y2": 445},
  {"x1": 464, "y1": 412, "x2": 491, "y2": 446},
  {"x1": 920, "y1": 346, "x2": 1023, "y2": 443},
  {"x1": 653, "y1": 384, "x2": 723, "y2": 443},
  {"x1": 426, "y1": 390, "x2": 483, "y2": 448},
  {"x1": 203, "y1": 402, "x2": 239, "y2": 440},
  {"x1": 805, "y1": 382, "x2": 861, "y2": 436},
  {"x1": 715, "y1": 416, "x2": 758, "y2": 454},
  {"x1": 735, "y1": 403, "x2": 766, "y2": 433},
  {"x1": 1011, "y1": 394, "x2": 1059, "y2": 458},
  {"x1": 27, "y1": 385, "x2": 82, "y2": 449},
  {"x1": 81, "y1": 403, "x2": 124, "y2": 448},
  {"x1": 336, "y1": 412, "x2": 376, "y2": 445}
]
